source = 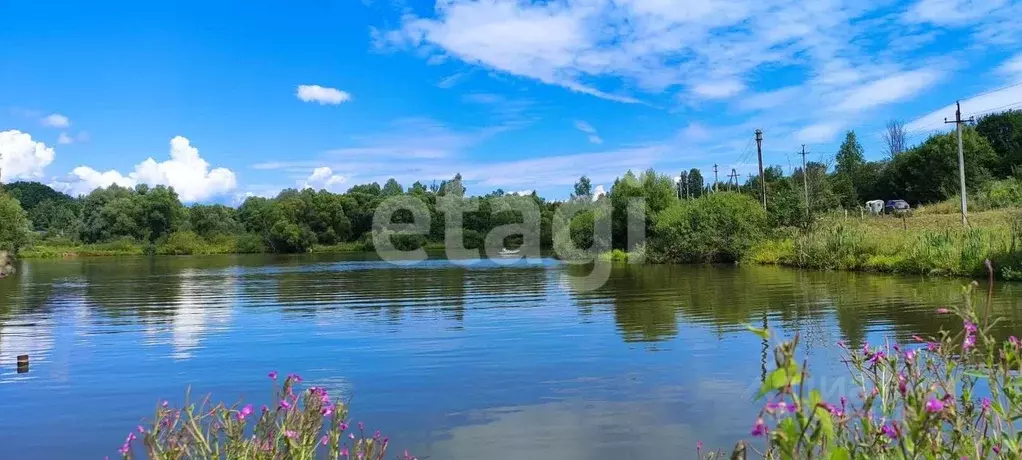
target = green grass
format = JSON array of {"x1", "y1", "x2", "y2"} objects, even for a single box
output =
[{"x1": 749, "y1": 208, "x2": 1022, "y2": 279}]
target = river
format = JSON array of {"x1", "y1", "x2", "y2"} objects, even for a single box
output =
[{"x1": 1, "y1": 254, "x2": 1020, "y2": 459}]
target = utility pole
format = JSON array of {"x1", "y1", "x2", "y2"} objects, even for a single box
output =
[
  {"x1": 755, "y1": 129, "x2": 766, "y2": 209},
  {"x1": 799, "y1": 145, "x2": 810, "y2": 215},
  {"x1": 729, "y1": 169, "x2": 739, "y2": 192},
  {"x1": 712, "y1": 164, "x2": 719, "y2": 193},
  {"x1": 945, "y1": 101, "x2": 973, "y2": 227}
]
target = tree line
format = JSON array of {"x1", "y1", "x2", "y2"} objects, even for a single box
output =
[{"x1": 0, "y1": 110, "x2": 1020, "y2": 256}]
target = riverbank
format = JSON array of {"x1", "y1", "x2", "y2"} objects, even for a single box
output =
[{"x1": 749, "y1": 208, "x2": 1022, "y2": 280}]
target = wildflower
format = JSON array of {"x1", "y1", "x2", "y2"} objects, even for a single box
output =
[
  {"x1": 238, "y1": 404, "x2": 253, "y2": 420},
  {"x1": 881, "y1": 423, "x2": 899, "y2": 440},
  {"x1": 981, "y1": 398, "x2": 992, "y2": 411},
  {"x1": 261, "y1": 405, "x2": 269, "y2": 413},
  {"x1": 869, "y1": 350, "x2": 886, "y2": 364},
  {"x1": 897, "y1": 374, "x2": 907, "y2": 395},
  {"x1": 288, "y1": 373, "x2": 302, "y2": 383},
  {"x1": 925, "y1": 398, "x2": 945, "y2": 413},
  {"x1": 765, "y1": 401, "x2": 796, "y2": 414},
  {"x1": 993, "y1": 445, "x2": 1001, "y2": 454},
  {"x1": 161, "y1": 400, "x2": 169, "y2": 408},
  {"x1": 349, "y1": 433, "x2": 355, "y2": 440},
  {"x1": 268, "y1": 370, "x2": 278, "y2": 380},
  {"x1": 912, "y1": 335, "x2": 925, "y2": 343},
  {"x1": 321, "y1": 435, "x2": 329, "y2": 446},
  {"x1": 818, "y1": 402, "x2": 843, "y2": 417},
  {"x1": 937, "y1": 308, "x2": 949, "y2": 314},
  {"x1": 927, "y1": 342, "x2": 939, "y2": 352},
  {"x1": 1010, "y1": 336, "x2": 1020, "y2": 348},
  {"x1": 696, "y1": 441, "x2": 703, "y2": 452},
  {"x1": 340, "y1": 422, "x2": 349, "y2": 431},
  {"x1": 137, "y1": 425, "x2": 145, "y2": 434},
  {"x1": 750, "y1": 418, "x2": 767, "y2": 437},
  {"x1": 359, "y1": 421, "x2": 365, "y2": 431},
  {"x1": 280, "y1": 400, "x2": 291, "y2": 410},
  {"x1": 905, "y1": 349, "x2": 916, "y2": 361},
  {"x1": 322, "y1": 406, "x2": 333, "y2": 417},
  {"x1": 964, "y1": 334, "x2": 976, "y2": 350},
  {"x1": 964, "y1": 321, "x2": 977, "y2": 333},
  {"x1": 285, "y1": 430, "x2": 297, "y2": 439},
  {"x1": 341, "y1": 446, "x2": 349, "y2": 458},
  {"x1": 374, "y1": 430, "x2": 381, "y2": 439}
]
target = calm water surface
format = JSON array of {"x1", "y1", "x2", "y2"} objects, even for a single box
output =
[{"x1": 1, "y1": 254, "x2": 1021, "y2": 459}]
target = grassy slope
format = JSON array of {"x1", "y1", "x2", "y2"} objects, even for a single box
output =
[{"x1": 749, "y1": 208, "x2": 1021, "y2": 279}]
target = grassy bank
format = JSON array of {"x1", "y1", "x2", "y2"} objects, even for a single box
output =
[{"x1": 749, "y1": 208, "x2": 1022, "y2": 280}]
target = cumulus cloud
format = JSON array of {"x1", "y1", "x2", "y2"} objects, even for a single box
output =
[
  {"x1": 0, "y1": 130, "x2": 56, "y2": 181},
  {"x1": 57, "y1": 133, "x2": 74, "y2": 145},
  {"x1": 41, "y1": 113, "x2": 70, "y2": 128},
  {"x1": 296, "y1": 85, "x2": 352, "y2": 105},
  {"x1": 300, "y1": 167, "x2": 347, "y2": 192},
  {"x1": 54, "y1": 136, "x2": 237, "y2": 201},
  {"x1": 592, "y1": 184, "x2": 607, "y2": 201}
]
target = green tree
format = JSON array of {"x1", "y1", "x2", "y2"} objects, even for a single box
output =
[
  {"x1": 189, "y1": 204, "x2": 242, "y2": 238},
  {"x1": 648, "y1": 192, "x2": 767, "y2": 263},
  {"x1": 573, "y1": 175, "x2": 592, "y2": 199},
  {"x1": 382, "y1": 178, "x2": 404, "y2": 196},
  {"x1": 976, "y1": 109, "x2": 1022, "y2": 177},
  {"x1": 139, "y1": 185, "x2": 186, "y2": 241},
  {"x1": 833, "y1": 131, "x2": 866, "y2": 208},
  {"x1": 687, "y1": 168, "x2": 704, "y2": 198},
  {"x1": 886, "y1": 128, "x2": 997, "y2": 203},
  {"x1": 0, "y1": 191, "x2": 31, "y2": 252}
]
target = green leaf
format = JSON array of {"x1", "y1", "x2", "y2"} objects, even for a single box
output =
[
  {"x1": 746, "y1": 324, "x2": 770, "y2": 339},
  {"x1": 828, "y1": 447, "x2": 850, "y2": 460},
  {"x1": 963, "y1": 370, "x2": 989, "y2": 379},
  {"x1": 756, "y1": 368, "x2": 790, "y2": 399}
]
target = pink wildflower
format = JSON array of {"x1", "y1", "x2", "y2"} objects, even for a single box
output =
[
  {"x1": 927, "y1": 342, "x2": 939, "y2": 352},
  {"x1": 696, "y1": 441, "x2": 703, "y2": 452},
  {"x1": 881, "y1": 423, "x2": 900, "y2": 440},
  {"x1": 280, "y1": 400, "x2": 291, "y2": 410},
  {"x1": 905, "y1": 349, "x2": 916, "y2": 361},
  {"x1": 288, "y1": 373, "x2": 302, "y2": 383},
  {"x1": 982, "y1": 398, "x2": 992, "y2": 411},
  {"x1": 964, "y1": 334, "x2": 976, "y2": 350},
  {"x1": 964, "y1": 321, "x2": 977, "y2": 333},
  {"x1": 341, "y1": 446, "x2": 349, "y2": 458},
  {"x1": 268, "y1": 370, "x2": 278, "y2": 380},
  {"x1": 321, "y1": 435, "x2": 329, "y2": 446},
  {"x1": 1010, "y1": 336, "x2": 1020, "y2": 348},
  {"x1": 936, "y1": 308, "x2": 949, "y2": 314},
  {"x1": 750, "y1": 418, "x2": 767, "y2": 437},
  {"x1": 238, "y1": 404, "x2": 253, "y2": 420},
  {"x1": 322, "y1": 406, "x2": 333, "y2": 416},
  {"x1": 137, "y1": 425, "x2": 145, "y2": 434},
  {"x1": 285, "y1": 430, "x2": 297, "y2": 439},
  {"x1": 925, "y1": 398, "x2": 945, "y2": 413}
]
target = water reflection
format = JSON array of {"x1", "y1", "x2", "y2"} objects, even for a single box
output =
[{"x1": 1, "y1": 254, "x2": 1020, "y2": 459}]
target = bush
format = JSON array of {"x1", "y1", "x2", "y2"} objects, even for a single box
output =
[
  {"x1": 157, "y1": 231, "x2": 204, "y2": 255},
  {"x1": 0, "y1": 191, "x2": 31, "y2": 253},
  {"x1": 116, "y1": 373, "x2": 413, "y2": 460},
  {"x1": 235, "y1": 233, "x2": 268, "y2": 254},
  {"x1": 647, "y1": 192, "x2": 767, "y2": 263}
]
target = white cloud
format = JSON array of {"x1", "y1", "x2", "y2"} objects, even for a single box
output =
[
  {"x1": 833, "y1": 69, "x2": 942, "y2": 112},
  {"x1": 739, "y1": 86, "x2": 802, "y2": 111},
  {"x1": 296, "y1": 85, "x2": 352, "y2": 105},
  {"x1": 0, "y1": 130, "x2": 56, "y2": 181},
  {"x1": 795, "y1": 122, "x2": 844, "y2": 143},
  {"x1": 41, "y1": 113, "x2": 70, "y2": 128},
  {"x1": 511, "y1": 189, "x2": 534, "y2": 196},
  {"x1": 680, "y1": 123, "x2": 712, "y2": 142},
  {"x1": 592, "y1": 184, "x2": 606, "y2": 201},
  {"x1": 57, "y1": 133, "x2": 74, "y2": 145},
  {"x1": 690, "y1": 79, "x2": 746, "y2": 99},
  {"x1": 998, "y1": 53, "x2": 1022, "y2": 77},
  {"x1": 574, "y1": 120, "x2": 603, "y2": 144},
  {"x1": 54, "y1": 136, "x2": 237, "y2": 201},
  {"x1": 300, "y1": 167, "x2": 347, "y2": 192}
]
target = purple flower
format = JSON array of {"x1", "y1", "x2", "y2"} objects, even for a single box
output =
[
  {"x1": 137, "y1": 425, "x2": 145, "y2": 434},
  {"x1": 349, "y1": 433, "x2": 356, "y2": 440},
  {"x1": 881, "y1": 423, "x2": 899, "y2": 440},
  {"x1": 905, "y1": 349, "x2": 916, "y2": 361},
  {"x1": 925, "y1": 398, "x2": 945, "y2": 413},
  {"x1": 818, "y1": 402, "x2": 843, "y2": 417},
  {"x1": 964, "y1": 334, "x2": 976, "y2": 350},
  {"x1": 268, "y1": 371, "x2": 278, "y2": 380},
  {"x1": 280, "y1": 400, "x2": 291, "y2": 410},
  {"x1": 993, "y1": 445, "x2": 1001, "y2": 454},
  {"x1": 696, "y1": 441, "x2": 703, "y2": 452},
  {"x1": 238, "y1": 404, "x2": 253, "y2": 420},
  {"x1": 964, "y1": 321, "x2": 977, "y2": 333},
  {"x1": 340, "y1": 422, "x2": 349, "y2": 431},
  {"x1": 358, "y1": 421, "x2": 365, "y2": 431},
  {"x1": 322, "y1": 406, "x2": 333, "y2": 417},
  {"x1": 341, "y1": 446, "x2": 349, "y2": 458},
  {"x1": 288, "y1": 373, "x2": 302, "y2": 383},
  {"x1": 285, "y1": 430, "x2": 297, "y2": 439},
  {"x1": 374, "y1": 430, "x2": 381, "y2": 439},
  {"x1": 750, "y1": 418, "x2": 767, "y2": 437},
  {"x1": 898, "y1": 374, "x2": 907, "y2": 395},
  {"x1": 982, "y1": 398, "x2": 992, "y2": 411},
  {"x1": 161, "y1": 400, "x2": 169, "y2": 408},
  {"x1": 765, "y1": 401, "x2": 796, "y2": 414},
  {"x1": 1010, "y1": 336, "x2": 1020, "y2": 348},
  {"x1": 869, "y1": 350, "x2": 886, "y2": 364},
  {"x1": 261, "y1": 405, "x2": 269, "y2": 413},
  {"x1": 321, "y1": 435, "x2": 329, "y2": 446},
  {"x1": 927, "y1": 342, "x2": 939, "y2": 352}
]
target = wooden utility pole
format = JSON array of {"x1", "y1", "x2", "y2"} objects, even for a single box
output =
[
  {"x1": 800, "y1": 145, "x2": 810, "y2": 214},
  {"x1": 755, "y1": 129, "x2": 766, "y2": 209},
  {"x1": 712, "y1": 164, "x2": 719, "y2": 193},
  {"x1": 944, "y1": 101, "x2": 973, "y2": 227}
]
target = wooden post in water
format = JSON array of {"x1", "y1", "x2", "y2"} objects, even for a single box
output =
[{"x1": 17, "y1": 355, "x2": 29, "y2": 374}]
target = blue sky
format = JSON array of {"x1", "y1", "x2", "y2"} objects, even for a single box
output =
[{"x1": 2, "y1": 0, "x2": 1021, "y2": 203}]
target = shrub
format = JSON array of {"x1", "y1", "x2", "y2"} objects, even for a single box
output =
[
  {"x1": 648, "y1": 192, "x2": 767, "y2": 263},
  {"x1": 117, "y1": 373, "x2": 413, "y2": 460},
  {"x1": 235, "y1": 233, "x2": 268, "y2": 254},
  {"x1": 157, "y1": 231, "x2": 204, "y2": 255}
]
